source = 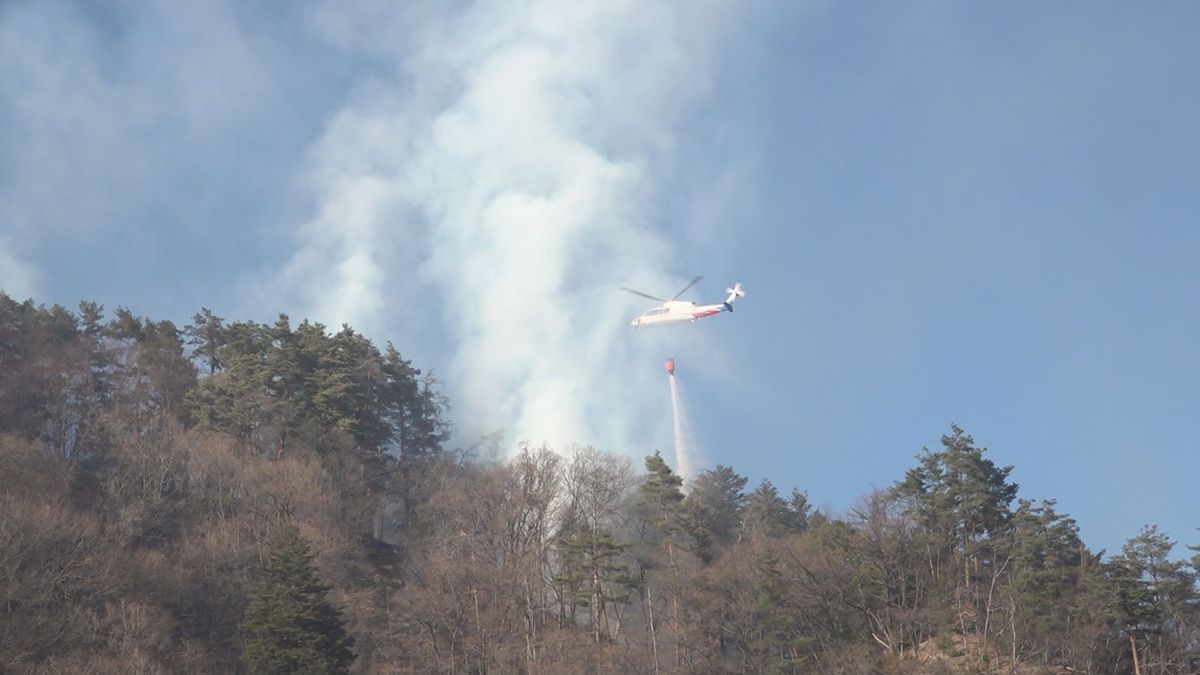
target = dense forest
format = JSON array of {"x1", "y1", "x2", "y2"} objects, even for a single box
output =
[{"x1": 1, "y1": 292, "x2": 1197, "y2": 674}]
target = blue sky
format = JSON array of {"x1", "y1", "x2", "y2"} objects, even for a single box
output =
[{"x1": 2, "y1": 1, "x2": 1197, "y2": 557}]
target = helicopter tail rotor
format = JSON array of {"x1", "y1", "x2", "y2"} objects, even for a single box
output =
[{"x1": 722, "y1": 283, "x2": 745, "y2": 311}]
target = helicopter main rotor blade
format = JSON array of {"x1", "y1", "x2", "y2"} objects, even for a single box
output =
[
  {"x1": 671, "y1": 275, "x2": 703, "y2": 301},
  {"x1": 621, "y1": 287, "x2": 667, "y2": 303}
]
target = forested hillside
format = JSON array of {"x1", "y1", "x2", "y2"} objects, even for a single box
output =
[{"x1": 1, "y1": 293, "x2": 1197, "y2": 674}]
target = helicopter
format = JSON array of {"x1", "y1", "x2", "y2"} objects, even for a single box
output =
[{"x1": 623, "y1": 276, "x2": 745, "y2": 328}]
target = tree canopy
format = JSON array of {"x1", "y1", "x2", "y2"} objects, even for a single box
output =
[{"x1": 0, "y1": 292, "x2": 1197, "y2": 673}]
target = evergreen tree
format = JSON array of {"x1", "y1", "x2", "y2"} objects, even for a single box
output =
[
  {"x1": 639, "y1": 451, "x2": 685, "y2": 538},
  {"x1": 189, "y1": 320, "x2": 273, "y2": 450},
  {"x1": 184, "y1": 307, "x2": 226, "y2": 375},
  {"x1": 42, "y1": 303, "x2": 79, "y2": 344},
  {"x1": 78, "y1": 300, "x2": 104, "y2": 339},
  {"x1": 106, "y1": 306, "x2": 146, "y2": 342},
  {"x1": 894, "y1": 425, "x2": 1020, "y2": 657},
  {"x1": 684, "y1": 465, "x2": 748, "y2": 560},
  {"x1": 242, "y1": 524, "x2": 355, "y2": 674},
  {"x1": 105, "y1": 308, "x2": 198, "y2": 422},
  {"x1": 321, "y1": 325, "x2": 390, "y2": 450},
  {"x1": 896, "y1": 424, "x2": 1018, "y2": 549},
  {"x1": 1108, "y1": 525, "x2": 1199, "y2": 671},
  {"x1": 634, "y1": 452, "x2": 688, "y2": 667},
  {"x1": 264, "y1": 314, "x2": 307, "y2": 455},
  {"x1": 742, "y1": 480, "x2": 793, "y2": 540},
  {"x1": 382, "y1": 343, "x2": 447, "y2": 462},
  {"x1": 1005, "y1": 499, "x2": 1091, "y2": 665},
  {"x1": 555, "y1": 527, "x2": 636, "y2": 641},
  {"x1": 749, "y1": 545, "x2": 797, "y2": 671},
  {"x1": 785, "y1": 488, "x2": 812, "y2": 534}
]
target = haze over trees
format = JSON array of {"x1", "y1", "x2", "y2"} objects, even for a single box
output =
[{"x1": 1, "y1": 292, "x2": 1197, "y2": 673}]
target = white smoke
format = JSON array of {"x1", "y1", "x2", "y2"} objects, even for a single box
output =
[
  {"x1": 274, "y1": 0, "x2": 735, "y2": 453},
  {"x1": 0, "y1": 237, "x2": 39, "y2": 300}
]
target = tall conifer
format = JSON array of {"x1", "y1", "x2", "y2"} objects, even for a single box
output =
[{"x1": 241, "y1": 524, "x2": 355, "y2": 674}]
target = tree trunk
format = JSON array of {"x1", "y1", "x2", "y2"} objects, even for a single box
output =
[
  {"x1": 647, "y1": 585, "x2": 661, "y2": 675},
  {"x1": 593, "y1": 568, "x2": 603, "y2": 643},
  {"x1": 668, "y1": 540, "x2": 683, "y2": 669},
  {"x1": 1130, "y1": 633, "x2": 1142, "y2": 675}
]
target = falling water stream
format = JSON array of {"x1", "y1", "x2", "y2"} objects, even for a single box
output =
[{"x1": 668, "y1": 373, "x2": 694, "y2": 491}]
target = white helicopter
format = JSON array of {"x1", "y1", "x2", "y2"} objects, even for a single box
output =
[{"x1": 624, "y1": 276, "x2": 745, "y2": 328}]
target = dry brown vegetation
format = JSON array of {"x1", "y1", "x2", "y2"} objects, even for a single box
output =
[{"x1": 1, "y1": 293, "x2": 1198, "y2": 673}]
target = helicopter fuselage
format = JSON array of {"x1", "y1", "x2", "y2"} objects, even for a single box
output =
[{"x1": 630, "y1": 300, "x2": 729, "y2": 328}]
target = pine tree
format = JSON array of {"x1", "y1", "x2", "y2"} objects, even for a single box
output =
[
  {"x1": 556, "y1": 528, "x2": 636, "y2": 641},
  {"x1": 896, "y1": 425, "x2": 1018, "y2": 550},
  {"x1": 382, "y1": 343, "x2": 447, "y2": 462},
  {"x1": 264, "y1": 314, "x2": 307, "y2": 455},
  {"x1": 1108, "y1": 525, "x2": 1199, "y2": 670},
  {"x1": 184, "y1": 307, "x2": 226, "y2": 375},
  {"x1": 742, "y1": 480, "x2": 793, "y2": 540},
  {"x1": 241, "y1": 524, "x2": 355, "y2": 674},
  {"x1": 785, "y1": 488, "x2": 811, "y2": 534},
  {"x1": 1005, "y1": 499, "x2": 1091, "y2": 665},
  {"x1": 894, "y1": 425, "x2": 1019, "y2": 658},
  {"x1": 189, "y1": 320, "x2": 273, "y2": 450},
  {"x1": 636, "y1": 452, "x2": 689, "y2": 669},
  {"x1": 639, "y1": 451, "x2": 685, "y2": 537},
  {"x1": 750, "y1": 544, "x2": 805, "y2": 671},
  {"x1": 684, "y1": 465, "x2": 748, "y2": 559}
]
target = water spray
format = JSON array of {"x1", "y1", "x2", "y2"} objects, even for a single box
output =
[{"x1": 666, "y1": 356, "x2": 695, "y2": 489}]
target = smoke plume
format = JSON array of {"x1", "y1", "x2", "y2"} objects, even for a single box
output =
[
  {"x1": 273, "y1": 1, "x2": 733, "y2": 454},
  {"x1": 0, "y1": 237, "x2": 38, "y2": 300}
]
